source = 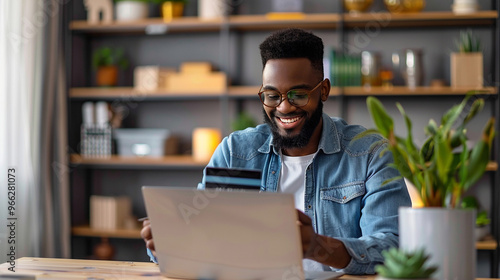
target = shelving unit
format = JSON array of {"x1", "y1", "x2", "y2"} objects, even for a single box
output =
[
  {"x1": 65, "y1": 1, "x2": 499, "y2": 275},
  {"x1": 69, "y1": 86, "x2": 498, "y2": 99}
]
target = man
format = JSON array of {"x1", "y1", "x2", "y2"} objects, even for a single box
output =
[{"x1": 141, "y1": 28, "x2": 411, "y2": 275}]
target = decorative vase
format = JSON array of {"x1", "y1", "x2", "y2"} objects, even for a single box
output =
[
  {"x1": 94, "y1": 237, "x2": 115, "y2": 260},
  {"x1": 452, "y1": 0, "x2": 479, "y2": 14},
  {"x1": 96, "y1": 66, "x2": 118, "y2": 87},
  {"x1": 343, "y1": 0, "x2": 373, "y2": 13},
  {"x1": 198, "y1": 0, "x2": 228, "y2": 19},
  {"x1": 162, "y1": 1, "x2": 184, "y2": 22},
  {"x1": 115, "y1": 1, "x2": 148, "y2": 21},
  {"x1": 384, "y1": 0, "x2": 425, "y2": 13},
  {"x1": 399, "y1": 207, "x2": 476, "y2": 280},
  {"x1": 450, "y1": 52, "x2": 483, "y2": 88}
]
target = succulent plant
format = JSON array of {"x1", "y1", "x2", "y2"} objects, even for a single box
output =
[
  {"x1": 455, "y1": 29, "x2": 482, "y2": 53},
  {"x1": 375, "y1": 247, "x2": 437, "y2": 279}
]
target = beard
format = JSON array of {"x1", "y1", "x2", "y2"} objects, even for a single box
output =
[{"x1": 263, "y1": 101, "x2": 323, "y2": 151}]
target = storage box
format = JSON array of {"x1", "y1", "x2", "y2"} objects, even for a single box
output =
[
  {"x1": 90, "y1": 195, "x2": 132, "y2": 230},
  {"x1": 180, "y1": 62, "x2": 213, "y2": 74},
  {"x1": 134, "y1": 66, "x2": 175, "y2": 92},
  {"x1": 114, "y1": 128, "x2": 171, "y2": 157},
  {"x1": 165, "y1": 72, "x2": 227, "y2": 93}
]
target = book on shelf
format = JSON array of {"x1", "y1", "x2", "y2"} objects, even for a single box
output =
[
  {"x1": 330, "y1": 49, "x2": 361, "y2": 87},
  {"x1": 90, "y1": 195, "x2": 132, "y2": 230}
]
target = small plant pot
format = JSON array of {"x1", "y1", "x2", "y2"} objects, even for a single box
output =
[
  {"x1": 450, "y1": 52, "x2": 483, "y2": 88},
  {"x1": 475, "y1": 225, "x2": 490, "y2": 241},
  {"x1": 115, "y1": 1, "x2": 149, "y2": 21},
  {"x1": 162, "y1": 2, "x2": 184, "y2": 22},
  {"x1": 96, "y1": 66, "x2": 118, "y2": 87}
]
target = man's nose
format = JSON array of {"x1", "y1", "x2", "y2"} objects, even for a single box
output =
[{"x1": 276, "y1": 97, "x2": 296, "y2": 113}]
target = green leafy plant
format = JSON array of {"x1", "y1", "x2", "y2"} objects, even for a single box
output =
[
  {"x1": 461, "y1": 195, "x2": 491, "y2": 226},
  {"x1": 92, "y1": 47, "x2": 129, "y2": 70},
  {"x1": 455, "y1": 29, "x2": 482, "y2": 53},
  {"x1": 231, "y1": 112, "x2": 257, "y2": 131},
  {"x1": 360, "y1": 94, "x2": 495, "y2": 208},
  {"x1": 375, "y1": 247, "x2": 438, "y2": 279}
]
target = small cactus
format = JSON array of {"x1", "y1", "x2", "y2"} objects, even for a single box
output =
[{"x1": 375, "y1": 247, "x2": 438, "y2": 279}]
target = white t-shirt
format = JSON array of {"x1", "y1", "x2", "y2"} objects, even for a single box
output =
[
  {"x1": 278, "y1": 152, "x2": 316, "y2": 212},
  {"x1": 279, "y1": 152, "x2": 325, "y2": 271}
]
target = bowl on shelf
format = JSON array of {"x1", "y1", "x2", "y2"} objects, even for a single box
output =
[
  {"x1": 343, "y1": 0, "x2": 373, "y2": 13},
  {"x1": 384, "y1": 0, "x2": 425, "y2": 13}
]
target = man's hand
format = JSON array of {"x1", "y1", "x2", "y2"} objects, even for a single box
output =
[
  {"x1": 297, "y1": 209, "x2": 318, "y2": 258},
  {"x1": 296, "y1": 209, "x2": 351, "y2": 269},
  {"x1": 141, "y1": 219, "x2": 156, "y2": 257}
]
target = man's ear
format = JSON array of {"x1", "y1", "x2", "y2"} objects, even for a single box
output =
[{"x1": 321, "y1": 79, "x2": 331, "y2": 102}]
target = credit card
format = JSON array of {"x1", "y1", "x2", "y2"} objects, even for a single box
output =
[{"x1": 205, "y1": 167, "x2": 262, "y2": 191}]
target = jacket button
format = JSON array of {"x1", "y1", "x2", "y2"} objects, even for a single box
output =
[
  {"x1": 360, "y1": 254, "x2": 365, "y2": 259},
  {"x1": 308, "y1": 205, "x2": 312, "y2": 209},
  {"x1": 343, "y1": 196, "x2": 347, "y2": 200},
  {"x1": 272, "y1": 171, "x2": 275, "y2": 174}
]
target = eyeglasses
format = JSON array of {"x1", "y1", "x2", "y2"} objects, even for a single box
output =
[{"x1": 258, "y1": 80, "x2": 324, "y2": 108}]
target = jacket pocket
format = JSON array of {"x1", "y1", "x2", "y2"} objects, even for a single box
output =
[{"x1": 320, "y1": 181, "x2": 365, "y2": 204}]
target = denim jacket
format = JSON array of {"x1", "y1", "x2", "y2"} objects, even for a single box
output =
[
  {"x1": 197, "y1": 114, "x2": 411, "y2": 275},
  {"x1": 146, "y1": 114, "x2": 411, "y2": 273}
]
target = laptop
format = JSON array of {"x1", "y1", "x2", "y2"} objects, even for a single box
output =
[{"x1": 142, "y1": 186, "x2": 344, "y2": 280}]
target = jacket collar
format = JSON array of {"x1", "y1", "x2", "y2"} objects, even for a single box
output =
[{"x1": 258, "y1": 113, "x2": 341, "y2": 155}]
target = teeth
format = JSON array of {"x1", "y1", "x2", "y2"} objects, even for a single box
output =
[{"x1": 279, "y1": 116, "x2": 301, "y2": 124}]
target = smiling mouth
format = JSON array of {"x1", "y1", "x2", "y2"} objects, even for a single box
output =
[{"x1": 277, "y1": 116, "x2": 302, "y2": 124}]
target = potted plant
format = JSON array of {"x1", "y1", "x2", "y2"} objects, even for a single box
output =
[
  {"x1": 92, "y1": 47, "x2": 129, "y2": 87},
  {"x1": 360, "y1": 94, "x2": 495, "y2": 279},
  {"x1": 461, "y1": 195, "x2": 492, "y2": 241},
  {"x1": 114, "y1": 0, "x2": 150, "y2": 21},
  {"x1": 151, "y1": 0, "x2": 187, "y2": 22},
  {"x1": 451, "y1": 29, "x2": 483, "y2": 88},
  {"x1": 375, "y1": 247, "x2": 437, "y2": 280},
  {"x1": 231, "y1": 112, "x2": 257, "y2": 132}
]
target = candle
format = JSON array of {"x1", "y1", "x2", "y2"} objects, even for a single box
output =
[{"x1": 192, "y1": 128, "x2": 221, "y2": 163}]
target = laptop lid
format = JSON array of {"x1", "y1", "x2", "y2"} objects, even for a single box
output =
[{"x1": 142, "y1": 186, "x2": 304, "y2": 280}]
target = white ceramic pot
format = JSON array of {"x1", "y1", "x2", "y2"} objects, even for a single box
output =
[
  {"x1": 452, "y1": 0, "x2": 479, "y2": 14},
  {"x1": 198, "y1": 0, "x2": 228, "y2": 19},
  {"x1": 116, "y1": 1, "x2": 149, "y2": 21},
  {"x1": 399, "y1": 207, "x2": 476, "y2": 280}
]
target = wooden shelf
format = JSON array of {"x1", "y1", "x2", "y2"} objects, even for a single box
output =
[
  {"x1": 71, "y1": 226, "x2": 498, "y2": 250},
  {"x1": 343, "y1": 10, "x2": 498, "y2": 28},
  {"x1": 477, "y1": 235, "x2": 498, "y2": 250},
  {"x1": 69, "y1": 86, "x2": 497, "y2": 100},
  {"x1": 72, "y1": 226, "x2": 141, "y2": 239},
  {"x1": 70, "y1": 154, "x2": 496, "y2": 171},
  {"x1": 70, "y1": 154, "x2": 207, "y2": 169},
  {"x1": 340, "y1": 86, "x2": 497, "y2": 96},
  {"x1": 70, "y1": 11, "x2": 498, "y2": 34},
  {"x1": 70, "y1": 16, "x2": 223, "y2": 34}
]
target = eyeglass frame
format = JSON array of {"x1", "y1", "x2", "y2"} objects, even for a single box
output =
[{"x1": 257, "y1": 80, "x2": 325, "y2": 108}]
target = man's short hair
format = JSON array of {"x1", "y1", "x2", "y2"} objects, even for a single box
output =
[{"x1": 259, "y1": 28, "x2": 324, "y2": 77}]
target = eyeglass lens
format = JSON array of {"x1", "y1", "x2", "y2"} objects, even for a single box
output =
[{"x1": 260, "y1": 90, "x2": 309, "y2": 107}]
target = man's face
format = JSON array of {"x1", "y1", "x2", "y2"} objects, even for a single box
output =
[{"x1": 261, "y1": 58, "x2": 328, "y2": 150}]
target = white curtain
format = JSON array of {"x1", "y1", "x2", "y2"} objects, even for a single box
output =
[{"x1": 0, "y1": 0, "x2": 70, "y2": 261}]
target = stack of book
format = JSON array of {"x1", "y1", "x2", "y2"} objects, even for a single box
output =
[
  {"x1": 90, "y1": 196, "x2": 132, "y2": 230},
  {"x1": 330, "y1": 49, "x2": 362, "y2": 87}
]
